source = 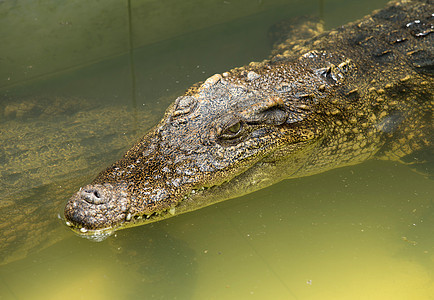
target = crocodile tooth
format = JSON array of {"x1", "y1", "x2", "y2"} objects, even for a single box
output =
[
  {"x1": 169, "y1": 207, "x2": 176, "y2": 215},
  {"x1": 80, "y1": 227, "x2": 88, "y2": 233},
  {"x1": 126, "y1": 213, "x2": 132, "y2": 221}
]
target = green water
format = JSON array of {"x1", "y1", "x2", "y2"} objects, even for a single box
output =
[{"x1": 1, "y1": 0, "x2": 433, "y2": 299}]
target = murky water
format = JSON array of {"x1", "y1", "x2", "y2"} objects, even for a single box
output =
[{"x1": 1, "y1": 0, "x2": 433, "y2": 299}]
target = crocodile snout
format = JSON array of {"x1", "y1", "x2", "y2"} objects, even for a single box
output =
[{"x1": 64, "y1": 183, "x2": 130, "y2": 231}]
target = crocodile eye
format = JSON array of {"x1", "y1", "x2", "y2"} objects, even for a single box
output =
[
  {"x1": 220, "y1": 121, "x2": 243, "y2": 139},
  {"x1": 227, "y1": 122, "x2": 241, "y2": 134}
]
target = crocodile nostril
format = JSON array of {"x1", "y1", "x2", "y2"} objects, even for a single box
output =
[
  {"x1": 92, "y1": 190, "x2": 100, "y2": 198},
  {"x1": 81, "y1": 188, "x2": 105, "y2": 204}
]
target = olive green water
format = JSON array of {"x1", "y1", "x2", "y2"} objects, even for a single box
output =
[{"x1": 1, "y1": 0, "x2": 433, "y2": 299}]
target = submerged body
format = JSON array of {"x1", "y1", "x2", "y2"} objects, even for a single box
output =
[{"x1": 64, "y1": 0, "x2": 433, "y2": 238}]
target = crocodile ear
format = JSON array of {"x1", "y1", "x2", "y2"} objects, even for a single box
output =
[
  {"x1": 241, "y1": 96, "x2": 291, "y2": 125},
  {"x1": 241, "y1": 96, "x2": 310, "y2": 125}
]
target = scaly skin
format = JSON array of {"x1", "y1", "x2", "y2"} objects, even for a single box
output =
[{"x1": 64, "y1": 0, "x2": 433, "y2": 239}]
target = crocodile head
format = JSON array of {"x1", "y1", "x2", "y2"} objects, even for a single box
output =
[{"x1": 64, "y1": 65, "x2": 325, "y2": 239}]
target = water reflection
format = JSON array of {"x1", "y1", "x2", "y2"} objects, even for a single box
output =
[{"x1": 110, "y1": 225, "x2": 198, "y2": 299}]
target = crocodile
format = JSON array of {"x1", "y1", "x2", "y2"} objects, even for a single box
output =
[{"x1": 64, "y1": 0, "x2": 433, "y2": 239}]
